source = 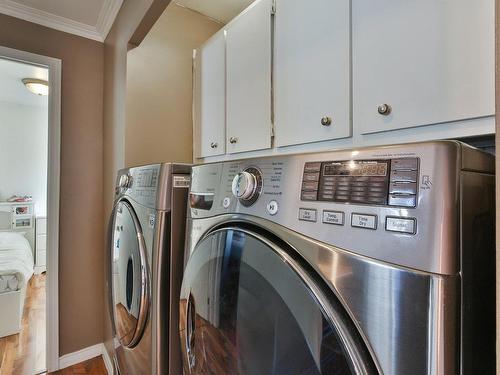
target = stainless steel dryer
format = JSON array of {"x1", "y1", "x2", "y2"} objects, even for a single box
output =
[
  {"x1": 179, "y1": 141, "x2": 495, "y2": 375},
  {"x1": 108, "y1": 163, "x2": 190, "y2": 375}
]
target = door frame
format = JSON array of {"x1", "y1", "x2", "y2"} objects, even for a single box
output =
[{"x1": 0, "y1": 45, "x2": 61, "y2": 372}]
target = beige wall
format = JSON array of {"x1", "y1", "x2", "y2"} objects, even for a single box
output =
[
  {"x1": 125, "y1": 3, "x2": 221, "y2": 167},
  {"x1": 0, "y1": 15, "x2": 104, "y2": 355},
  {"x1": 103, "y1": 0, "x2": 170, "y2": 358}
]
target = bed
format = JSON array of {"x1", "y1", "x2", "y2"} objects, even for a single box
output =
[{"x1": 0, "y1": 231, "x2": 34, "y2": 338}]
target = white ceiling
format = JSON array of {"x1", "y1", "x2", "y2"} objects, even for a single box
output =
[
  {"x1": 0, "y1": 58, "x2": 49, "y2": 108},
  {"x1": 174, "y1": 0, "x2": 255, "y2": 24},
  {"x1": 0, "y1": 0, "x2": 123, "y2": 41}
]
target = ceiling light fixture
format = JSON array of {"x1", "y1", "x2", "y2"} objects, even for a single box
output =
[{"x1": 22, "y1": 78, "x2": 49, "y2": 96}]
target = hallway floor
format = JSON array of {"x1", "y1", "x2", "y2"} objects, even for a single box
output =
[{"x1": 0, "y1": 274, "x2": 46, "y2": 374}]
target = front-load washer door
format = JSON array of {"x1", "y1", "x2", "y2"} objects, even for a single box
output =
[
  {"x1": 111, "y1": 200, "x2": 150, "y2": 348},
  {"x1": 179, "y1": 227, "x2": 378, "y2": 375}
]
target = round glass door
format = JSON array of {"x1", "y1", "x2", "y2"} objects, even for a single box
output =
[
  {"x1": 111, "y1": 200, "x2": 150, "y2": 348},
  {"x1": 179, "y1": 228, "x2": 377, "y2": 375}
]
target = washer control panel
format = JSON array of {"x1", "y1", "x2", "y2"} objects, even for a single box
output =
[
  {"x1": 188, "y1": 141, "x2": 488, "y2": 274},
  {"x1": 301, "y1": 158, "x2": 419, "y2": 207},
  {"x1": 116, "y1": 165, "x2": 161, "y2": 208}
]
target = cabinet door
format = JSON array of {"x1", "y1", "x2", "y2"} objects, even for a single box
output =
[
  {"x1": 226, "y1": 0, "x2": 272, "y2": 154},
  {"x1": 353, "y1": 0, "x2": 495, "y2": 134},
  {"x1": 274, "y1": 0, "x2": 351, "y2": 147},
  {"x1": 196, "y1": 31, "x2": 226, "y2": 158}
]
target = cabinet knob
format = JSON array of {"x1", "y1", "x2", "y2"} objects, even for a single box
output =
[
  {"x1": 321, "y1": 116, "x2": 332, "y2": 126},
  {"x1": 378, "y1": 104, "x2": 392, "y2": 116},
  {"x1": 210, "y1": 142, "x2": 218, "y2": 149},
  {"x1": 229, "y1": 137, "x2": 238, "y2": 144}
]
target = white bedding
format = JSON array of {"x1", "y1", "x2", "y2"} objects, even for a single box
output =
[{"x1": 0, "y1": 232, "x2": 34, "y2": 292}]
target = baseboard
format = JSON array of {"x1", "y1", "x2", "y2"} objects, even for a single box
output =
[
  {"x1": 0, "y1": 327, "x2": 20, "y2": 338},
  {"x1": 101, "y1": 343, "x2": 115, "y2": 375},
  {"x1": 58, "y1": 343, "x2": 104, "y2": 370}
]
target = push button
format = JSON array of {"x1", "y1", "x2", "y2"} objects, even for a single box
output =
[
  {"x1": 386, "y1": 217, "x2": 416, "y2": 234},
  {"x1": 303, "y1": 172, "x2": 320, "y2": 182},
  {"x1": 391, "y1": 158, "x2": 418, "y2": 170},
  {"x1": 388, "y1": 194, "x2": 417, "y2": 207},
  {"x1": 351, "y1": 214, "x2": 377, "y2": 230},
  {"x1": 390, "y1": 170, "x2": 418, "y2": 183},
  {"x1": 299, "y1": 208, "x2": 317, "y2": 222},
  {"x1": 323, "y1": 211, "x2": 344, "y2": 225},
  {"x1": 389, "y1": 182, "x2": 417, "y2": 195},
  {"x1": 266, "y1": 200, "x2": 279, "y2": 215},
  {"x1": 304, "y1": 162, "x2": 322, "y2": 173},
  {"x1": 301, "y1": 191, "x2": 318, "y2": 201},
  {"x1": 302, "y1": 181, "x2": 319, "y2": 191}
]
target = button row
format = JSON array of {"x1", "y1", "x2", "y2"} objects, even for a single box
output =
[
  {"x1": 301, "y1": 162, "x2": 322, "y2": 203},
  {"x1": 388, "y1": 158, "x2": 418, "y2": 208},
  {"x1": 298, "y1": 208, "x2": 416, "y2": 234}
]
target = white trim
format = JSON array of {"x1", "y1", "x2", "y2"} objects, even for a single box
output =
[
  {"x1": 96, "y1": 0, "x2": 124, "y2": 41},
  {"x1": 58, "y1": 343, "x2": 104, "y2": 370},
  {"x1": 101, "y1": 343, "x2": 115, "y2": 375},
  {"x1": 0, "y1": 0, "x2": 123, "y2": 42},
  {"x1": 0, "y1": 45, "x2": 62, "y2": 373}
]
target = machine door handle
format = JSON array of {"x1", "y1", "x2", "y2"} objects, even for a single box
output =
[{"x1": 186, "y1": 294, "x2": 196, "y2": 370}]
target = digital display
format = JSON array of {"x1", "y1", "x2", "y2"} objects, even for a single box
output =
[{"x1": 323, "y1": 161, "x2": 388, "y2": 177}]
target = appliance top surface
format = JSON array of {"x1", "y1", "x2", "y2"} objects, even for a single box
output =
[
  {"x1": 115, "y1": 163, "x2": 191, "y2": 210},
  {"x1": 188, "y1": 141, "x2": 494, "y2": 275}
]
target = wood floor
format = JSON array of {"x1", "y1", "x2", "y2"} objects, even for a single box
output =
[
  {"x1": 0, "y1": 274, "x2": 46, "y2": 375},
  {"x1": 0, "y1": 275, "x2": 107, "y2": 375},
  {"x1": 42, "y1": 356, "x2": 107, "y2": 375}
]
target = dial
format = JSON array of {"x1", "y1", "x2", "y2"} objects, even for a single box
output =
[
  {"x1": 119, "y1": 174, "x2": 132, "y2": 189},
  {"x1": 231, "y1": 167, "x2": 263, "y2": 206},
  {"x1": 232, "y1": 171, "x2": 256, "y2": 199}
]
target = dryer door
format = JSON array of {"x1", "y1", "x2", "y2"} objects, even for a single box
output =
[
  {"x1": 179, "y1": 227, "x2": 377, "y2": 375},
  {"x1": 110, "y1": 200, "x2": 150, "y2": 348}
]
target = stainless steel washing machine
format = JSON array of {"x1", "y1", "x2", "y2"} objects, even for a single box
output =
[
  {"x1": 179, "y1": 141, "x2": 495, "y2": 374},
  {"x1": 108, "y1": 163, "x2": 190, "y2": 375}
]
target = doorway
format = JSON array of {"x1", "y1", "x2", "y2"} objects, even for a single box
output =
[{"x1": 0, "y1": 46, "x2": 61, "y2": 374}]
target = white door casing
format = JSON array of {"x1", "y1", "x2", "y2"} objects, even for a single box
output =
[{"x1": 0, "y1": 45, "x2": 61, "y2": 372}]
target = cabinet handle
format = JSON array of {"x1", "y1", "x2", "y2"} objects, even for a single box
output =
[
  {"x1": 210, "y1": 142, "x2": 218, "y2": 149},
  {"x1": 377, "y1": 104, "x2": 392, "y2": 116},
  {"x1": 321, "y1": 116, "x2": 332, "y2": 126},
  {"x1": 229, "y1": 137, "x2": 238, "y2": 144}
]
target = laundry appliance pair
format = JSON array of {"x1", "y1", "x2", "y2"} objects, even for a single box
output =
[{"x1": 107, "y1": 141, "x2": 496, "y2": 375}]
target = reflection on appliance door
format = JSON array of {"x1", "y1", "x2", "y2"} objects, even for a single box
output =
[
  {"x1": 111, "y1": 201, "x2": 149, "y2": 348},
  {"x1": 180, "y1": 228, "x2": 375, "y2": 374}
]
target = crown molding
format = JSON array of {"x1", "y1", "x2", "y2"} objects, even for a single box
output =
[
  {"x1": 96, "y1": 0, "x2": 123, "y2": 40},
  {"x1": 0, "y1": 0, "x2": 123, "y2": 42}
]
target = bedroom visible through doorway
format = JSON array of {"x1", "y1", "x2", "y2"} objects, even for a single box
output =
[{"x1": 0, "y1": 57, "x2": 49, "y2": 374}]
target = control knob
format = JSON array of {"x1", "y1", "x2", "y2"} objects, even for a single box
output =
[
  {"x1": 119, "y1": 174, "x2": 132, "y2": 189},
  {"x1": 231, "y1": 168, "x2": 263, "y2": 206}
]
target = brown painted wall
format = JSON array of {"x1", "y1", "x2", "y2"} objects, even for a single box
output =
[
  {"x1": 125, "y1": 4, "x2": 221, "y2": 167},
  {"x1": 0, "y1": 15, "x2": 104, "y2": 355}
]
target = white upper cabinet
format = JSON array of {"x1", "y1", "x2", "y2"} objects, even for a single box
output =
[
  {"x1": 353, "y1": 0, "x2": 495, "y2": 134},
  {"x1": 196, "y1": 31, "x2": 226, "y2": 158},
  {"x1": 274, "y1": 0, "x2": 351, "y2": 147},
  {"x1": 225, "y1": 0, "x2": 272, "y2": 154}
]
